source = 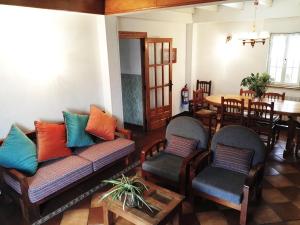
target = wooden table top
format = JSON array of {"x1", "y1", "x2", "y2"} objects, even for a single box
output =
[
  {"x1": 103, "y1": 180, "x2": 184, "y2": 225},
  {"x1": 206, "y1": 95, "x2": 300, "y2": 117}
]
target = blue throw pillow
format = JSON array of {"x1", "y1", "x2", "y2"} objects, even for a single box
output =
[
  {"x1": 63, "y1": 111, "x2": 94, "y2": 147},
  {"x1": 0, "y1": 125, "x2": 38, "y2": 175}
]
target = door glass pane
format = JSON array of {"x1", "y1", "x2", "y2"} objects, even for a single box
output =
[
  {"x1": 157, "y1": 88, "x2": 162, "y2": 107},
  {"x1": 164, "y1": 86, "x2": 169, "y2": 106},
  {"x1": 150, "y1": 89, "x2": 156, "y2": 109},
  {"x1": 157, "y1": 66, "x2": 162, "y2": 86},
  {"x1": 156, "y1": 43, "x2": 162, "y2": 64},
  {"x1": 148, "y1": 43, "x2": 155, "y2": 65},
  {"x1": 149, "y1": 67, "x2": 155, "y2": 87},
  {"x1": 164, "y1": 65, "x2": 169, "y2": 85},
  {"x1": 163, "y1": 42, "x2": 170, "y2": 64}
]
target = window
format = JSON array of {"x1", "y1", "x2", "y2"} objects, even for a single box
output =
[{"x1": 268, "y1": 33, "x2": 300, "y2": 85}]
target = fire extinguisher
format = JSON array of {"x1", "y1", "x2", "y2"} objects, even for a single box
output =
[{"x1": 181, "y1": 84, "x2": 189, "y2": 109}]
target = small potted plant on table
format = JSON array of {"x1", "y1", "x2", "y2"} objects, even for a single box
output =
[
  {"x1": 100, "y1": 174, "x2": 152, "y2": 211},
  {"x1": 241, "y1": 72, "x2": 272, "y2": 99}
]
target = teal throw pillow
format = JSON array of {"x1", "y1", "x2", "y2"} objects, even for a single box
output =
[
  {"x1": 63, "y1": 111, "x2": 94, "y2": 148},
  {"x1": 0, "y1": 125, "x2": 38, "y2": 175}
]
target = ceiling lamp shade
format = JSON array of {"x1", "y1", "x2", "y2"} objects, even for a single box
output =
[{"x1": 240, "y1": 0, "x2": 270, "y2": 47}]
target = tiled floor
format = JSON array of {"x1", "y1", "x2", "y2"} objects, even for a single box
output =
[{"x1": 1, "y1": 127, "x2": 300, "y2": 225}]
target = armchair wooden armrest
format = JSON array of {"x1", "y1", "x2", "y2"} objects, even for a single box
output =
[
  {"x1": 180, "y1": 149, "x2": 207, "y2": 173},
  {"x1": 189, "y1": 151, "x2": 211, "y2": 182},
  {"x1": 140, "y1": 139, "x2": 166, "y2": 164},
  {"x1": 115, "y1": 127, "x2": 132, "y2": 140},
  {"x1": 244, "y1": 163, "x2": 265, "y2": 189}
]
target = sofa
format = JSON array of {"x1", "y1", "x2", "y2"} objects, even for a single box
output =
[{"x1": 0, "y1": 127, "x2": 135, "y2": 222}]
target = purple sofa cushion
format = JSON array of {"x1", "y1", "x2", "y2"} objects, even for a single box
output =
[
  {"x1": 75, "y1": 138, "x2": 135, "y2": 172},
  {"x1": 4, "y1": 155, "x2": 93, "y2": 203}
]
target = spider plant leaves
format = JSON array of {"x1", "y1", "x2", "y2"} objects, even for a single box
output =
[{"x1": 100, "y1": 174, "x2": 152, "y2": 212}]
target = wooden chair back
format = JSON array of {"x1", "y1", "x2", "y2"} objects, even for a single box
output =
[
  {"x1": 193, "y1": 89, "x2": 205, "y2": 113},
  {"x1": 196, "y1": 80, "x2": 212, "y2": 96},
  {"x1": 220, "y1": 97, "x2": 245, "y2": 127},
  {"x1": 263, "y1": 92, "x2": 285, "y2": 101},
  {"x1": 240, "y1": 88, "x2": 256, "y2": 97},
  {"x1": 247, "y1": 99, "x2": 275, "y2": 151}
]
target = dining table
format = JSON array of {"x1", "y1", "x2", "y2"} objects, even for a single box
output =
[{"x1": 205, "y1": 94, "x2": 300, "y2": 157}]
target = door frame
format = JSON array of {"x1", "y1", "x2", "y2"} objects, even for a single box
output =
[{"x1": 119, "y1": 31, "x2": 148, "y2": 131}]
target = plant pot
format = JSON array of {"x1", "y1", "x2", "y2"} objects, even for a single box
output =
[{"x1": 121, "y1": 192, "x2": 139, "y2": 208}]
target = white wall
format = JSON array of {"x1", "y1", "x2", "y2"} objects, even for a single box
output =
[
  {"x1": 0, "y1": 5, "x2": 105, "y2": 138},
  {"x1": 118, "y1": 17, "x2": 187, "y2": 115},
  {"x1": 120, "y1": 39, "x2": 142, "y2": 75},
  {"x1": 195, "y1": 17, "x2": 300, "y2": 97}
]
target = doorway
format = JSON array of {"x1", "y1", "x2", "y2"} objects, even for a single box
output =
[
  {"x1": 119, "y1": 31, "x2": 147, "y2": 131},
  {"x1": 119, "y1": 32, "x2": 173, "y2": 131}
]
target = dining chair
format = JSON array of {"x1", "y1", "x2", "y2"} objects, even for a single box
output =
[
  {"x1": 263, "y1": 92, "x2": 288, "y2": 142},
  {"x1": 240, "y1": 88, "x2": 256, "y2": 98},
  {"x1": 220, "y1": 97, "x2": 245, "y2": 127},
  {"x1": 190, "y1": 125, "x2": 266, "y2": 225},
  {"x1": 196, "y1": 80, "x2": 212, "y2": 96},
  {"x1": 141, "y1": 116, "x2": 209, "y2": 195},
  {"x1": 247, "y1": 99, "x2": 276, "y2": 152},
  {"x1": 193, "y1": 89, "x2": 217, "y2": 141},
  {"x1": 263, "y1": 92, "x2": 285, "y2": 101},
  {"x1": 189, "y1": 80, "x2": 212, "y2": 112}
]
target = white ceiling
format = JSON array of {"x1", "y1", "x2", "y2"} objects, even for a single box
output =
[{"x1": 120, "y1": 0, "x2": 300, "y2": 24}]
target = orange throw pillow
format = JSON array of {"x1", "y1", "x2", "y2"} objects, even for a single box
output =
[
  {"x1": 85, "y1": 105, "x2": 117, "y2": 141},
  {"x1": 35, "y1": 121, "x2": 72, "y2": 162}
]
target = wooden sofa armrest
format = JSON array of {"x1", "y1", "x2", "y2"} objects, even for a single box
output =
[
  {"x1": 115, "y1": 127, "x2": 132, "y2": 140},
  {"x1": 3, "y1": 168, "x2": 30, "y2": 190},
  {"x1": 244, "y1": 163, "x2": 265, "y2": 189},
  {"x1": 140, "y1": 139, "x2": 167, "y2": 164},
  {"x1": 180, "y1": 149, "x2": 207, "y2": 173}
]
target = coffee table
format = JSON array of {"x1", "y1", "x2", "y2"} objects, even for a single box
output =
[{"x1": 102, "y1": 180, "x2": 184, "y2": 225}]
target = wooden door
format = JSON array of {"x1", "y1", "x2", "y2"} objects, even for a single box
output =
[{"x1": 145, "y1": 38, "x2": 173, "y2": 130}]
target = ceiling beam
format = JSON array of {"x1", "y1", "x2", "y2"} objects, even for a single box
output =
[
  {"x1": 105, "y1": 0, "x2": 225, "y2": 14},
  {"x1": 0, "y1": 0, "x2": 105, "y2": 14}
]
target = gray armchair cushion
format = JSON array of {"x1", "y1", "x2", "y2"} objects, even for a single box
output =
[
  {"x1": 192, "y1": 166, "x2": 247, "y2": 204},
  {"x1": 211, "y1": 125, "x2": 265, "y2": 166},
  {"x1": 142, "y1": 152, "x2": 183, "y2": 182},
  {"x1": 166, "y1": 116, "x2": 208, "y2": 150}
]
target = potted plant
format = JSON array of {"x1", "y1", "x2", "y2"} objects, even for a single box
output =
[
  {"x1": 241, "y1": 72, "x2": 272, "y2": 98},
  {"x1": 100, "y1": 174, "x2": 152, "y2": 211}
]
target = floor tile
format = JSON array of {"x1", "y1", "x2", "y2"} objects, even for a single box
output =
[
  {"x1": 253, "y1": 205, "x2": 282, "y2": 224},
  {"x1": 197, "y1": 211, "x2": 228, "y2": 225},
  {"x1": 265, "y1": 175, "x2": 294, "y2": 188},
  {"x1": 60, "y1": 209, "x2": 89, "y2": 225},
  {"x1": 272, "y1": 164, "x2": 299, "y2": 174},
  {"x1": 262, "y1": 188, "x2": 289, "y2": 203},
  {"x1": 270, "y1": 203, "x2": 300, "y2": 221},
  {"x1": 292, "y1": 200, "x2": 300, "y2": 209},
  {"x1": 279, "y1": 187, "x2": 300, "y2": 201}
]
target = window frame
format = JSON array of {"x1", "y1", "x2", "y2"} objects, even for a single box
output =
[{"x1": 267, "y1": 32, "x2": 300, "y2": 87}]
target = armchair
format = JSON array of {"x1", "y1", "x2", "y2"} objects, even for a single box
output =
[
  {"x1": 141, "y1": 116, "x2": 209, "y2": 195},
  {"x1": 190, "y1": 125, "x2": 266, "y2": 225}
]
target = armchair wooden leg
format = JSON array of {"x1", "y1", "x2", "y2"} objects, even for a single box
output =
[{"x1": 240, "y1": 186, "x2": 250, "y2": 225}]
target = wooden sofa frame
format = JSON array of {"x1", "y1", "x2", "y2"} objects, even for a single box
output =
[{"x1": 0, "y1": 127, "x2": 133, "y2": 223}]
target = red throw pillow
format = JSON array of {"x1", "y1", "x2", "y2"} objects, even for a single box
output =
[
  {"x1": 35, "y1": 121, "x2": 72, "y2": 162},
  {"x1": 165, "y1": 135, "x2": 198, "y2": 158},
  {"x1": 213, "y1": 144, "x2": 254, "y2": 175},
  {"x1": 85, "y1": 105, "x2": 117, "y2": 141}
]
